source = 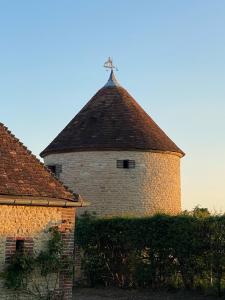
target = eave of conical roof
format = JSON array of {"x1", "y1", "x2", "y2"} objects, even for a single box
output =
[
  {"x1": 0, "y1": 123, "x2": 76, "y2": 201},
  {"x1": 41, "y1": 71, "x2": 184, "y2": 158}
]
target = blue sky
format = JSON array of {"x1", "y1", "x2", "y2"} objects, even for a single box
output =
[{"x1": 0, "y1": 0, "x2": 224, "y2": 211}]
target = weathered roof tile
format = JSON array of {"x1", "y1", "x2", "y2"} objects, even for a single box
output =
[
  {"x1": 0, "y1": 123, "x2": 75, "y2": 201},
  {"x1": 41, "y1": 72, "x2": 184, "y2": 157}
]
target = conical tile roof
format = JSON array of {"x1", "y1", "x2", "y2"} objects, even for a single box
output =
[
  {"x1": 41, "y1": 71, "x2": 184, "y2": 157},
  {"x1": 0, "y1": 123, "x2": 75, "y2": 200}
]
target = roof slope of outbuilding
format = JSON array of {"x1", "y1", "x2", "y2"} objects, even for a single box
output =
[
  {"x1": 41, "y1": 71, "x2": 184, "y2": 157},
  {"x1": 0, "y1": 123, "x2": 75, "y2": 201}
]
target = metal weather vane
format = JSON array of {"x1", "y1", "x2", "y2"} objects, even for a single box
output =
[{"x1": 104, "y1": 57, "x2": 118, "y2": 71}]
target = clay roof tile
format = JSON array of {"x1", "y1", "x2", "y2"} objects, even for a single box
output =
[
  {"x1": 41, "y1": 71, "x2": 184, "y2": 157},
  {"x1": 0, "y1": 123, "x2": 75, "y2": 201}
]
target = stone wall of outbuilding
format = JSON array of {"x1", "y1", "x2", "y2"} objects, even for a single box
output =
[
  {"x1": 44, "y1": 151, "x2": 181, "y2": 217},
  {"x1": 0, "y1": 205, "x2": 75, "y2": 300}
]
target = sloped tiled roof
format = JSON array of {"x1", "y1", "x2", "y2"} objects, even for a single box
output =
[
  {"x1": 0, "y1": 123, "x2": 75, "y2": 201},
  {"x1": 41, "y1": 71, "x2": 184, "y2": 158}
]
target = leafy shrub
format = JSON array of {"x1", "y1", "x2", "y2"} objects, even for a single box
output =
[
  {"x1": 3, "y1": 227, "x2": 72, "y2": 300},
  {"x1": 75, "y1": 210, "x2": 225, "y2": 296}
]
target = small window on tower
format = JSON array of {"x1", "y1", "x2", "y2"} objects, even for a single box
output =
[
  {"x1": 123, "y1": 160, "x2": 129, "y2": 168},
  {"x1": 47, "y1": 165, "x2": 56, "y2": 175},
  {"x1": 117, "y1": 160, "x2": 135, "y2": 169},
  {"x1": 47, "y1": 164, "x2": 62, "y2": 178}
]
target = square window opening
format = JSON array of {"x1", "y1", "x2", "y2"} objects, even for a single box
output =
[
  {"x1": 47, "y1": 165, "x2": 56, "y2": 175},
  {"x1": 47, "y1": 164, "x2": 62, "y2": 178}
]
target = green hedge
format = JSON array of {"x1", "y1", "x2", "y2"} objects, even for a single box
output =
[{"x1": 75, "y1": 212, "x2": 225, "y2": 296}]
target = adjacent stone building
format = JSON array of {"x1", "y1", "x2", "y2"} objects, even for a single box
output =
[
  {"x1": 0, "y1": 122, "x2": 84, "y2": 299},
  {"x1": 41, "y1": 66, "x2": 185, "y2": 217}
]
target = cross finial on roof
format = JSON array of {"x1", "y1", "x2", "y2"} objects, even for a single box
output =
[{"x1": 104, "y1": 57, "x2": 117, "y2": 71}]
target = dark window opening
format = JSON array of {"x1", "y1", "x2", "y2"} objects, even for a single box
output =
[
  {"x1": 123, "y1": 160, "x2": 129, "y2": 168},
  {"x1": 16, "y1": 240, "x2": 25, "y2": 254},
  {"x1": 117, "y1": 160, "x2": 135, "y2": 169},
  {"x1": 47, "y1": 165, "x2": 56, "y2": 174},
  {"x1": 47, "y1": 164, "x2": 62, "y2": 178}
]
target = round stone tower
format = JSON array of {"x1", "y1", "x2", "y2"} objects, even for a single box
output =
[{"x1": 40, "y1": 63, "x2": 185, "y2": 217}]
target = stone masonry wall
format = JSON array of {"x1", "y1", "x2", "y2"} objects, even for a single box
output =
[
  {"x1": 0, "y1": 205, "x2": 76, "y2": 300},
  {"x1": 44, "y1": 151, "x2": 181, "y2": 217}
]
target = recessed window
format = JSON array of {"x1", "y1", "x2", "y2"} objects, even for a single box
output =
[
  {"x1": 47, "y1": 164, "x2": 62, "y2": 178},
  {"x1": 117, "y1": 160, "x2": 135, "y2": 169},
  {"x1": 16, "y1": 240, "x2": 25, "y2": 254},
  {"x1": 47, "y1": 165, "x2": 56, "y2": 174}
]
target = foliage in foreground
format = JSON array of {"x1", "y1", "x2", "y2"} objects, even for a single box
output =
[
  {"x1": 75, "y1": 209, "x2": 225, "y2": 297},
  {"x1": 3, "y1": 227, "x2": 72, "y2": 300}
]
